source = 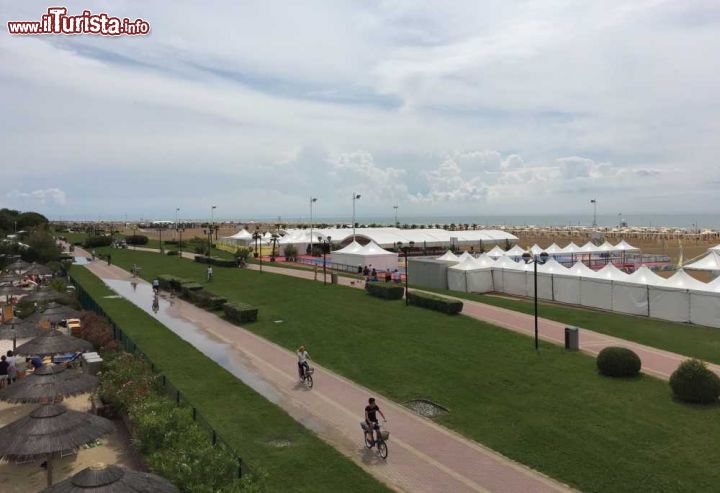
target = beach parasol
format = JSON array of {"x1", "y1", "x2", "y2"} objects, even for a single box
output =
[
  {"x1": 0, "y1": 318, "x2": 45, "y2": 341},
  {"x1": 5, "y1": 259, "x2": 31, "y2": 273},
  {"x1": 25, "y1": 263, "x2": 54, "y2": 276},
  {"x1": 0, "y1": 284, "x2": 26, "y2": 298},
  {"x1": 41, "y1": 463, "x2": 179, "y2": 493},
  {"x1": 15, "y1": 330, "x2": 93, "y2": 356},
  {"x1": 40, "y1": 304, "x2": 82, "y2": 324},
  {"x1": 23, "y1": 288, "x2": 63, "y2": 303},
  {"x1": 0, "y1": 404, "x2": 114, "y2": 486},
  {"x1": 0, "y1": 365, "x2": 98, "y2": 403}
]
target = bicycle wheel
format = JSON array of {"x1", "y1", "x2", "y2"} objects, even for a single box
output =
[
  {"x1": 305, "y1": 374, "x2": 313, "y2": 389},
  {"x1": 377, "y1": 441, "x2": 388, "y2": 459},
  {"x1": 364, "y1": 433, "x2": 374, "y2": 449}
]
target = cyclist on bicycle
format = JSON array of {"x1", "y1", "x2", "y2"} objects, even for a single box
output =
[
  {"x1": 152, "y1": 278, "x2": 160, "y2": 294},
  {"x1": 365, "y1": 397, "x2": 386, "y2": 443},
  {"x1": 297, "y1": 345, "x2": 310, "y2": 381}
]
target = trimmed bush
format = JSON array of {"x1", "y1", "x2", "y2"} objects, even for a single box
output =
[
  {"x1": 670, "y1": 359, "x2": 720, "y2": 404},
  {"x1": 194, "y1": 255, "x2": 238, "y2": 268},
  {"x1": 596, "y1": 347, "x2": 641, "y2": 377},
  {"x1": 166, "y1": 250, "x2": 179, "y2": 256},
  {"x1": 186, "y1": 289, "x2": 227, "y2": 310},
  {"x1": 223, "y1": 302, "x2": 259, "y2": 323},
  {"x1": 366, "y1": 282, "x2": 405, "y2": 300},
  {"x1": 157, "y1": 274, "x2": 184, "y2": 291},
  {"x1": 407, "y1": 291, "x2": 463, "y2": 315},
  {"x1": 83, "y1": 235, "x2": 113, "y2": 248},
  {"x1": 180, "y1": 282, "x2": 204, "y2": 298},
  {"x1": 125, "y1": 234, "x2": 149, "y2": 245}
]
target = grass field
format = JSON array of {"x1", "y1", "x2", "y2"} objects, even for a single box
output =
[
  {"x1": 413, "y1": 286, "x2": 720, "y2": 365},
  {"x1": 70, "y1": 266, "x2": 389, "y2": 493},
  {"x1": 90, "y1": 248, "x2": 720, "y2": 492}
]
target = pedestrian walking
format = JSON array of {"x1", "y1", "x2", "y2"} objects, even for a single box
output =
[
  {"x1": 107, "y1": 253, "x2": 111, "y2": 266},
  {"x1": 207, "y1": 265, "x2": 213, "y2": 282},
  {"x1": 6, "y1": 350, "x2": 16, "y2": 385}
]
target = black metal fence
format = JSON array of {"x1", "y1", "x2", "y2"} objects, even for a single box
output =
[{"x1": 70, "y1": 273, "x2": 245, "y2": 478}]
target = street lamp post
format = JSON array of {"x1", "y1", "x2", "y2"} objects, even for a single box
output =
[
  {"x1": 252, "y1": 230, "x2": 262, "y2": 273},
  {"x1": 591, "y1": 199, "x2": 597, "y2": 228},
  {"x1": 208, "y1": 205, "x2": 217, "y2": 255},
  {"x1": 175, "y1": 208, "x2": 180, "y2": 241},
  {"x1": 397, "y1": 240, "x2": 415, "y2": 305},
  {"x1": 393, "y1": 204, "x2": 399, "y2": 227},
  {"x1": 158, "y1": 226, "x2": 164, "y2": 254},
  {"x1": 310, "y1": 197, "x2": 318, "y2": 256},
  {"x1": 522, "y1": 251, "x2": 549, "y2": 350},
  {"x1": 352, "y1": 193, "x2": 361, "y2": 241}
]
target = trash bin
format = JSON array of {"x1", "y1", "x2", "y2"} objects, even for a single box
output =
[
  {"x1": 331, "y1": 273, "x2": 338, "y2": 284},
  {"x1": 565, "y1": 327, "x2": 579, "y2": 351}
]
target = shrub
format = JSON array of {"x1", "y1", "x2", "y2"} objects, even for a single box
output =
[
  {"x1": 283, "y1": 244, "x2": 298, "y2": 261},
  {"x1": 83, "y1": 235, "x2": 113, "y2": 248},
  {"x1": 223, "y1": 302, "x2": 258, "y2": 323},
  {"x1": 407, "y1": 291, "x2": 463, "y2": 314},
  {"x1": 78, "y1": 311, "x2": 116, "y2": 350},
  {"x1": 166, "y1": 250, "x2": 179, "y2": 256},
  {"x1": 180, "y1": 282, "x2": 204, "y2": 298},
  {"x1": 366, "y1": 282, "x2": 404, "y2": 300},
  {"x1": 596, "y1": 347, "x2": 641, "y2": 377},
  {"x1": 158, "y1": 274, "x2": 184, "y2": 291},
  {"x1": 670, "y1": 359, "x2": 720, "y2": 404},
  {"x1": 185, "y1": 289, "x2": 227, "y2": 310},
  {"x1": 125, "y1": 234, "x2": 149, "y2": 245},
  {"x1": 194, "y1": 255, "x2": 237, "y2": 267}
]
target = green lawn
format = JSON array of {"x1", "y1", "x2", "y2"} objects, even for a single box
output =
[
  {"x1": 413, "y1": 286, "x2": 720, "y2": 365},
  {"x1": 70, "y1": 266, "x2": 389, "y2": 493},
  {"x1": 87, "y1": 248, "x2": 720, "y2": 492}
]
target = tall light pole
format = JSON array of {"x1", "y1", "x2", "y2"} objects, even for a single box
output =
[
  {"x1": 393, "y1": 204, "x2": 399, "y2": 227},
  {"x1": 590, "y1": 199, "x2": 597, "y2": 228},
  {"x1": 175, "y1": 208, "x2": 180, "y2": 241},
  {"x1": 397, "y1": 240, "x2": 415, "y2": 305},
  {"x1": 209, "y1": 205, "x2": 217, "y2": 255},
  {"x1": 522, "y1": 251, "x2": 548, "y2": 350},
  {"x1": 352, "y1": 193, "x2": 361, "y2": 241},
  {"x1": 309, "y1": 197, "x2": 318, "y2": 256}
]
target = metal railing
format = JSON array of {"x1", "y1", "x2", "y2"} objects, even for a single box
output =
[{"x1": 70, "y1": 273, "x2": 244, "y2": 478}]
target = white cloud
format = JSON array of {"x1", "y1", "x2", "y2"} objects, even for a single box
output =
[{"x1": 7, "y1": 188, "x2": 67, "y2": 206}]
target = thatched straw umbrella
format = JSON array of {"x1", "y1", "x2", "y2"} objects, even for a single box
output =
[
  {"x1": 25, "y1": 263, "x2": 54, "y2": 277},
  {"x1": 23, "y1": 288, "x2": 63, "y2": 303},
  {"x1": 0, "y1": 318, "x2": 45, "y2": 343},
  {"x1": 41, "y1": 463, "x2": 179, "y2": 492},
  {"x1": 0, "y1": 404, "x2": 114, "y2": 486},
  {"x1": 15, "y1": 330, "x2": 93, "y2": 356},
  {"x1": 41, "y1": 304, "x2": 82, "y2": 324},
  {"x1": 0, "y1": 284, "x2": 26, "y2": 302},
  {"x1": 0, "y1": 365, "x2": 98, "y2": 403},
  {"x1": 5, "y1": 259, "x2": 31, "y2": 273}
]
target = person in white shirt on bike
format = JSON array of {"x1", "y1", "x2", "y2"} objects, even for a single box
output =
[{"x1": 297, "y1": 345, "x2": 310, "y2": 381}]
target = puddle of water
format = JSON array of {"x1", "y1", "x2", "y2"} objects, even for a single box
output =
[
  {"x1": 103, "y1": 279, "x2": 283, "y2": 404},
  {"x1": 73, "y1": 256, "x2": 91, "y2": 265}
]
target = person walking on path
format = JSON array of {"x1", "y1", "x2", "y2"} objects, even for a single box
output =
[
  {"x1": 6, "y1": 350, "x2": 16, "y2": 385},
  {"x1": 207, "y1": 265, "x2": 213, "y2": 282},
  {"x1": 0, "y1": 355, "x2": 9, "y2": 389},
  {"x1": 107, "y1": 253, "x2": 111, "y2": 266}
]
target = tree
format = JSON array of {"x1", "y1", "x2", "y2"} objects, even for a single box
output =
[{"x1": 23, "y1": 228, "x2": 61, "y2": 263}]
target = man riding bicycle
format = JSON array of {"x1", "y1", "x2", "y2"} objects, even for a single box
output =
[
  {"x1": 297, "y1": 345, "x2": 310, "y2": 381},
  {"x1": 152, "y1": 278, "x2": 160, "y2": 294},
  {"x1": 365, "y1": 397, "x2": 386, "y2": 443}
]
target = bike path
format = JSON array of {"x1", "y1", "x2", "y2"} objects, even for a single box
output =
[{"x1": 77, "y1": 250, "x2": 572, "y2": 493}]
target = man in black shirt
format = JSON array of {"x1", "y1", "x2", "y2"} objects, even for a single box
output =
[{"x1": 364, "y1": 397, "x2": 386, "y2": 443}]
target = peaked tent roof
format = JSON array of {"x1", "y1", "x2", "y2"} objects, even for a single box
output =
[
  {"x1": 530, "y1": 244, "x2": 544, "y2": 255},
  {"x1": 486, "y1": 246, "x2": 506, "y2": 258},
  {"x1": 707, "y1": 275, "x2": 720, "y2": 292},
  {"x1": 334, "y1": 241, "x2": 364, "y2": 255},
  {"x1": 565, "y1": 261, "x2": 599, "y2": 278},
  {"x1": 580, "y1": 241, "x2": 600, "y2": 253},
  {"x1": 357, "y1": 241, "x2": 396, "y2": 256},
  {"x1": 225, "y1": 229, "x2": 252, "y2": 240},
  {"x1": 458, "y1": 251, "x2": 475, "y2": 261},
  {"x1": 493, "y1": 256, "x2": 522, "y2": 270},
  {"x1": 560, "y1": 242, "x2": 582, "y2": 254},
  {"x1": 684, "y1": 251, "x2": 720, "y2": 271},
  {"x1": 595, "y1": 241, "x2": 616, "y2": 253},
  {"x1": 544, "y1": 243, "x2": 563, "y2": 255},
  {"x1": 537, "y1": 258, "x2": 568, "y2": 274},
  {"x1": 448, "y1": 257, "x2": 486, "y2": 271},
  {"x1": 666, "y1": 269, "x2": 710, "y2": 290},
  {"x1": 436, "y1": 251, "x2": 460, "y2": 262},
  {"x1": 475, "y1": 253, "x2": 496, "y2": 268},
  {"x1": 625, "y1": 266, "x2": 667, "y2": 286},
  {"x1": 614, "y1": 240, "x2": 640, "y2": 252},
  {"x1": 596, "y1": 263, "x2": 629, "y2": 281},
  {"x1": 505, "y1": 245, "x2": 526, "y2": 257}
]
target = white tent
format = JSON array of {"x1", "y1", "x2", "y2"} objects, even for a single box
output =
[
  {"x1": 448, "y1": 256, "x2": 494, "y2": 293},
  {"x1": 530, "y1": 244, "x2": 544, "y2": 255},
  {"x1": 486, "y1": 245, "x2": 506, "y2": 258},
  {"x1": 613, "y1": 265, "x2": 664, "y2": 316},
  {"x1": 648, "y1": 270, "x2": 704, "y2": 323},
  {"x1": 331, "y1": 241, "x2": 365, "y2": 267},
  {"x1": 684, "y1": 251, "x2": 720, "y2": 272},
  {"x1": 458, "y1": 251, "x2": 475, "y2": 261},
  {"x1": 544, "y1": 243, "x2": 563, "y2": 256},
  {"x1": 221, "y1": 229, "x2": 253, "y2": 246},
  {"x1": 690, "y1": 273, "x2": 720, "y2": 328},
  {"x1": 353, "y1": 241, "x2": 398, "y2": 271},
  {"x1": 436, "y1": 250, "x2": 460, "y2": 262},
  {"x1": 596, "y1": 263, "x2": 629, "y2": 281},
  {"x1": 491, "y1": 256, "x2": 522, "y2": 294},
  {"x1": 580, "y1": 242, "x2": 600, "y2": 254},
  {"x1": 595, "y1": 241, "x2": 616, "y2": 254},
  {"x1": 710, "y1": 245, "x2": 720, "y2": 253},
  {"x1": 576, "y1": 263, "x2": 612, "y2": 310},
  {"x1": 504, "y1": 245, "x2": 526, "y2": 258},
  {"x1": 614, "y1": 240, "x2": 640, "y2": 252}
]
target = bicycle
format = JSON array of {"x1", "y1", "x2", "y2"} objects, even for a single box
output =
[
  {"x1": 300, "y1": 366, "x2": 314, "y2": 389},
  {"x1": 361, "y1": 421, "x2": 389, "y2": 459}
]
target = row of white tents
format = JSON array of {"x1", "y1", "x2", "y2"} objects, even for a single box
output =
[
  {"x1": 466, "y1": 240, "x2": 641, "y2": 260},
  {"x1": 441, "y1": 250, "x2": 720, "y2": 328},
  {"x1": 330, "y1": 241, "x2": 398, "y2": 271}
]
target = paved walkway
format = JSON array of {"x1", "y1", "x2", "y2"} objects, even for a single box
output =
[
  {"x1": 124, "y1": 246, "x2": 716, "y2": 379},
  {"x1": 76, "y1": 248, "x2": 572, "y2": 493}
]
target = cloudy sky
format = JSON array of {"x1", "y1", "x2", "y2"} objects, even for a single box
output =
[{"x1": 1, "y1": 1, "x2": 719, "y2": 221}]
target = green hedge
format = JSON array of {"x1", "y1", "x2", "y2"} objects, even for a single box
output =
[
  {"x1": 157, "y1": 274, "x2": 185, "y2": 291},
  {"x1": 186, "y1": 289, "x2": 228, "y2": 311},
  {"x1": 366, "y1": 282, "x2": 405, "y2": 300},
  {"x1": 180, "y1": 282, "x2": 204, "y2": 298},
  {"x1": 596, "y1": 347, "x2": 641, "y2": 377},
  {"x1": 125, "y1": 234, "x2": 149, "y2": 245},
  {"x1": 670, "y1": 359, "x2": 720, "y2": 404},
  {"x1": 166, "y1": 250, "x2": 179, "y2": 256},
  {"x1": 194, "y1": 255, "x2": 237, "y2": 268},
  {"x1": 223, "y1": 302, "x2": 259, "y2": 324},
  {"x1": 84, "y1": 235, "x2": 113, "y2": 248},
  {"x1": 407, "y1": 291, "x2": 463, "y2": 315}
]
